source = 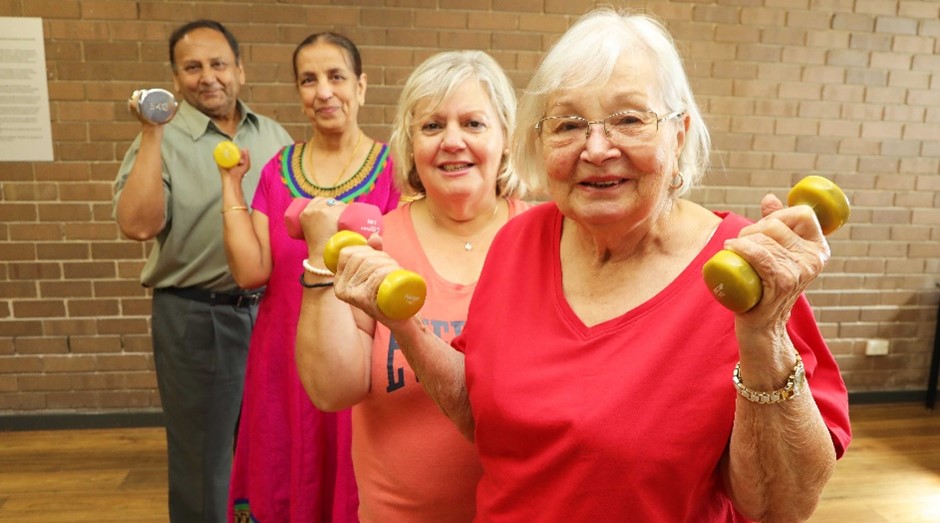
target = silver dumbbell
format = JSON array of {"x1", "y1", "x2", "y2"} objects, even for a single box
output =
[{"x1": 130, "y1": 88, "x2": 177, "y2": 124}]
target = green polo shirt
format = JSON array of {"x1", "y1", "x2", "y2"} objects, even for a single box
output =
[{"x1": 114, "y1": 100, "x2": 293, "y2": 292}]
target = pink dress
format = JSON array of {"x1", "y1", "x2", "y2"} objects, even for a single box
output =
[{"x1": 229, "y1": 142, "x2": 400, "y2": 523}]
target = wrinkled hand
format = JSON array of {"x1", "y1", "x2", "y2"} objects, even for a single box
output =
[
  {"x1": 331, "y1": 236, "x2": 402, "y2": 322},
  {"x1": 723, "y1": 193, "x2": 830, "y2": 328}
]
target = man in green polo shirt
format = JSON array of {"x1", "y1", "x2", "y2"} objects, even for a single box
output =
[{"x1": 113, "y1": 19, "x2": 292, "y2": 522}]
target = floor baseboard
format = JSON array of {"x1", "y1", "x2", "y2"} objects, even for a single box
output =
[
  {"x1": 848, "y1": 390, "x2": 926, "y2": 405},
  {"x1": 0, "y1": 391, "x2": 932, "y2": 431},
  {"x1": 0, "y1": 411, "x2": 164, "y2": 431}
]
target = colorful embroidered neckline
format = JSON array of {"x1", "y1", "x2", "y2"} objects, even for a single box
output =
[{"x1": 280, "y1": 142, "x2": 388, "y2": 203}]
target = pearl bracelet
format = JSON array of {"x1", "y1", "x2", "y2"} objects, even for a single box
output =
[{"x1": 302, "y1": 258, "x2": 333, "y2": 277}]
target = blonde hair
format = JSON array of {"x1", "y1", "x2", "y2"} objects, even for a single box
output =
[
  {"x1": 389, "y1": 50, "x2": 525, "y2": 198},
  {"x1": 513, "y1": 8, "x2": 710, "y2": 197}
]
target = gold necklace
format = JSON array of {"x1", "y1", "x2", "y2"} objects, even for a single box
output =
[
  {"x1": 428, "y1": 200, "x2": 501, "y2": 252},
  {"x1": 306, "y1": 131, "x2": 364, "y2": 188}
]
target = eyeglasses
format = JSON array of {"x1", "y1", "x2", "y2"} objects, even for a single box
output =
[{"x1": 535, "y1": 109, "x2": 684, "y2": 148}]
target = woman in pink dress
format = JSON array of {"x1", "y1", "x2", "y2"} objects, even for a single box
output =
[{"x1": 218, "y1": 32, "x2": 399, "y2": 522}]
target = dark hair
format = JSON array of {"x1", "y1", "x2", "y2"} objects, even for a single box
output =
[
  {"x1": 292, "y1": 32, "x2": 362, "y2": 81},
  {"x1": 168, "y1": 19, "x2": 240, "y2": 69}
]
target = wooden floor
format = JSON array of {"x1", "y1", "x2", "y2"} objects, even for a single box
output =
[{"x1": 0, "y1": 403, "x2": 938, "y2": 522}]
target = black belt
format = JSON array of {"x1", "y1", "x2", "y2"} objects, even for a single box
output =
[{"x1": 161, "y1": 286, "x2": 263, "y2": 308}]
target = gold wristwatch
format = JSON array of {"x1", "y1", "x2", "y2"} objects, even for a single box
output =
[{"x1": 733, "y1": 353, "x2": 805, "y2": 404}]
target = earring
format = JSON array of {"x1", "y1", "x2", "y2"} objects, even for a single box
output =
[{"x1": 670, "y1": 171, "x2": 685, "y2": 190}]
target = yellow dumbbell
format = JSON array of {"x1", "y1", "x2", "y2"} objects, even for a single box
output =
[
  {"x1": 323, "y1": 230, "x2": 427, "y2": 320},
  {"x1": 213, "y1": 140, "x2": 241, "y2": 169},
  {"x1": 702, "y1": 175, "x2": 850, "y2": 313}
]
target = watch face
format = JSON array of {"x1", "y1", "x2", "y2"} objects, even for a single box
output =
[{"x1": 793, "y1": 362, "x2": 807, "y2": 394}]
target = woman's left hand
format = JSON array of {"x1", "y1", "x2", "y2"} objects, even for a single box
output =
[
  {"x1": 331, "y1": 237, "x2": 406, "y2": 324},
  {"x1": 722, "y1": 192, "x2": 839, "y2": 521},
  {"x1": 723, "y1": 193, "x2": 831, "y2": 330}
]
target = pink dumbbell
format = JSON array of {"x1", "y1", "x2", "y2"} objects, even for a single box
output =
[
  {"x1": 287, "y1": 199, "x2": 425, "y2": 320},
  {"x1": 284, "y1": 198, "x2": 383, "y2": 240}
]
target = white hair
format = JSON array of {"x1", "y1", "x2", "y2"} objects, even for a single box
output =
[
  {"x1": 389, "y1": 50, "x2": 525, "y2": 198},
  {"x1": 513, "y1": 7, "x2": 710, "y2": 197}
]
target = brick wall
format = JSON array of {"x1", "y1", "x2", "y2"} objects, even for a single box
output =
[{"x1": 0, "y1": 0, "x2": 938, "y2": 414}]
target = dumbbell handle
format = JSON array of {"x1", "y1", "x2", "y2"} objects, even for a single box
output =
[
  {"x1": 323, "y1": 230, "x2": 427, "y2": 320},
  {"x1": 702, "y1": 175, "x2": 850, "y2": 313}
]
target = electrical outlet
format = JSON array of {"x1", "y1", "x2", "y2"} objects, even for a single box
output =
[{"x1": 865, "y1": 339, "x2": 889, "y2": 356}]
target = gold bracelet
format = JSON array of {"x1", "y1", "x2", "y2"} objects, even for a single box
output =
[
  {"x1": 221, "y1": 205, "x2": 249, "y2": 214},
  {"x1": 733, "y1": 353, "x2": 806, "y2": 404}
]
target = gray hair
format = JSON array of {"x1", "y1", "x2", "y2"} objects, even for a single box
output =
[
  {"x1": 513, "y1": 8, "x2": 710, "y2": 197},
  {"x1": 390, "y1": 50, "x2": 525, "y2": 198}
]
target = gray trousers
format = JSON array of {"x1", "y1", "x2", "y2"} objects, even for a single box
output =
[{"x1": 152, "y1": 289, "x2": 256, "y2": 523}]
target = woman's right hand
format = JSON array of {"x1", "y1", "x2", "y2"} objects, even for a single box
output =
[{"x1": 298, "y1": 197, "x2": 345, "y2": 262}]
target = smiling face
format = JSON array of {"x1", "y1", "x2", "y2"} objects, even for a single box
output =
[
  {"x1": 540, "y1": 51, "x2": 686, "y2": 229},
  {"x1": 411, "y1": 79, "x2": 507, "y2": 203},
  {"x1": 171, "y1": 27, "x2": 245, "y2": 120},
  {"x1": 295, "y1": 41, "x2": 366, "y2": 135}
]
